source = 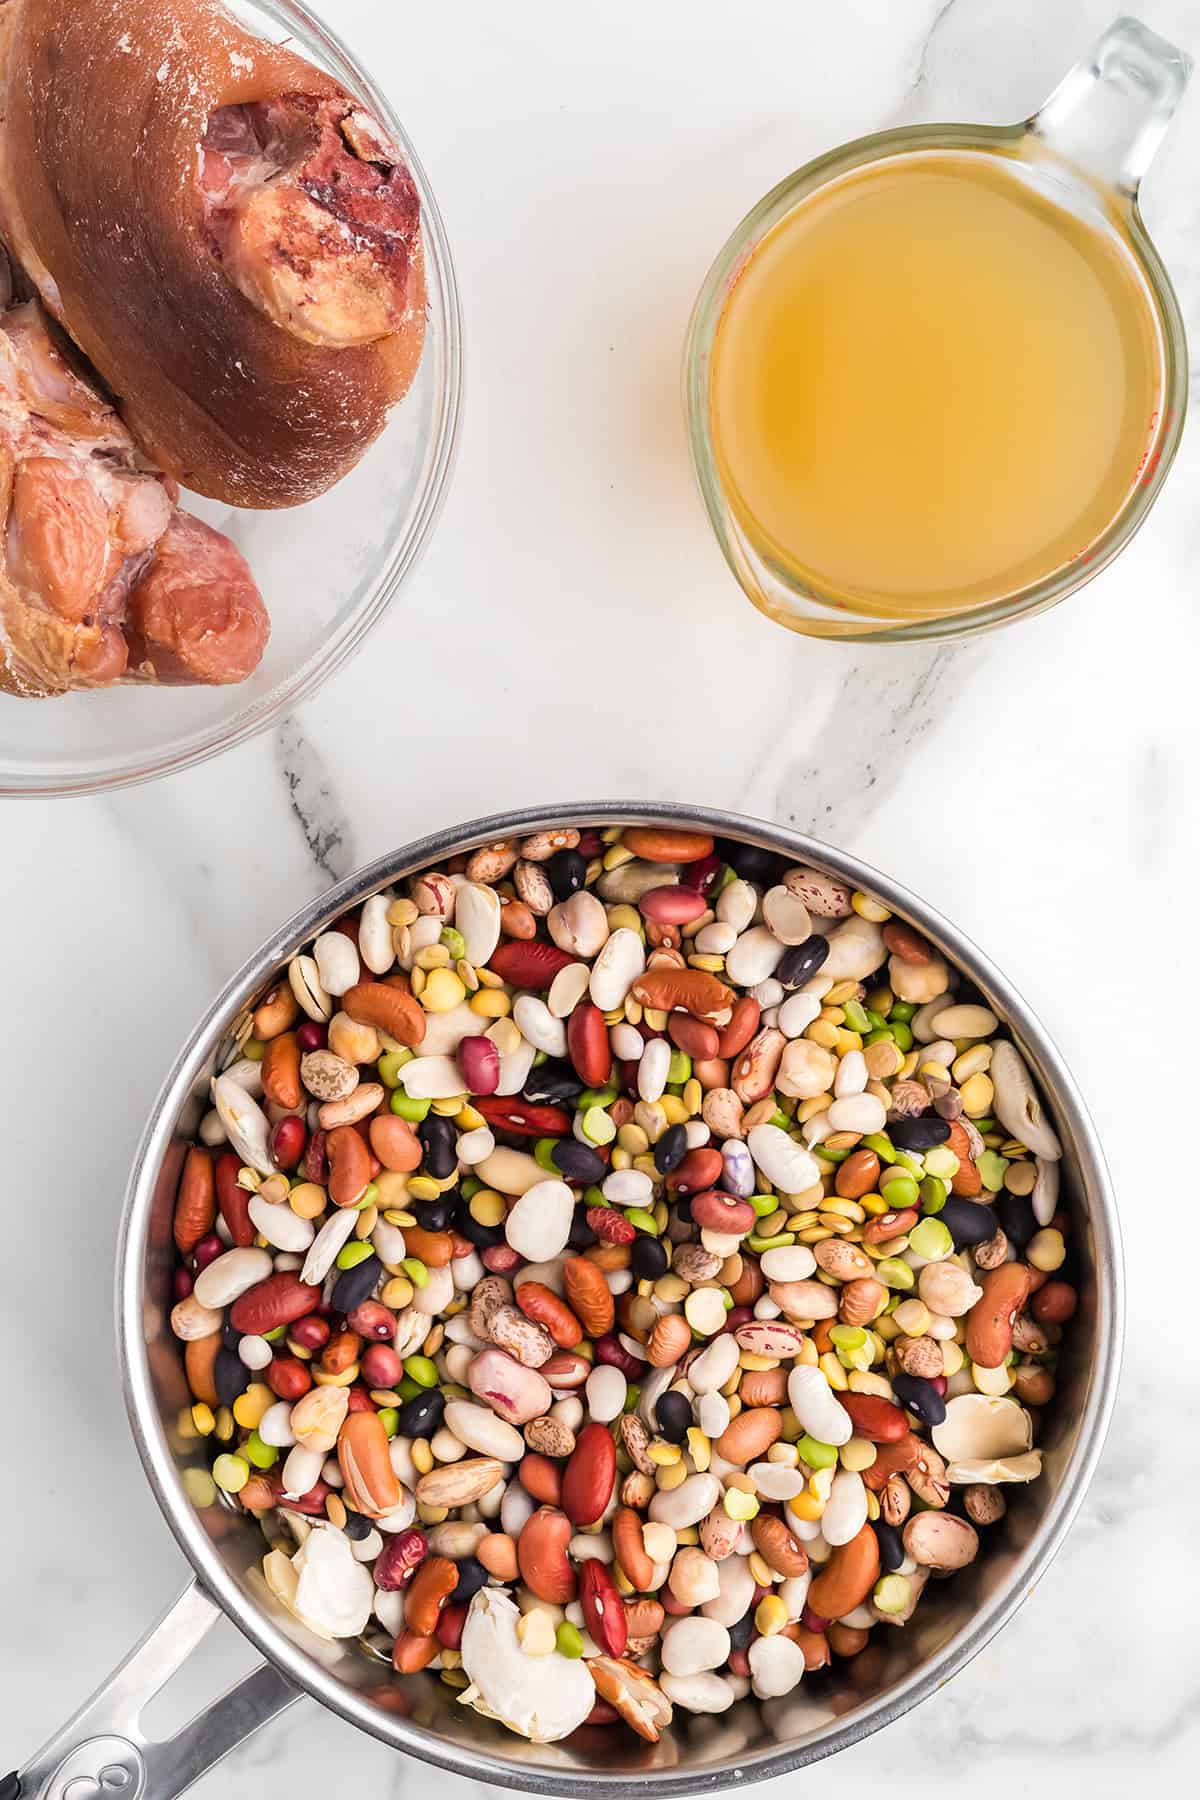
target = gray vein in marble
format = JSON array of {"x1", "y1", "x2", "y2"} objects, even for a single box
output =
[
  {"x1": 771, "y1": 642, "x2": 981, "y2": 841},
  {"x1": 276, "y1": 717, "x2": 354, "y2": 882},
  {"x1": 910, "y1": 0, "x2": 961, "y2": 96}
]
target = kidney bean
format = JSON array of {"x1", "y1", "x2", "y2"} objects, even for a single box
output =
[
  {"x1": 266, "y1": 1355, "x2": 311, "y2": 1401},
  {"x1": 593, "y1": 1335, "x2": 645, "y2": 1379},
  {"x1": 666, "y1": 1147, "x2": 724, "y2": 1194}
]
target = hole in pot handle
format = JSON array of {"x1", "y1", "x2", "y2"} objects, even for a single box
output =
[{"x1": 9, "y1": 1582, "x2": 299, "y2": 1800}]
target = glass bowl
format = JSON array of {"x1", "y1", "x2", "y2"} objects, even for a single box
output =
[{"x1": 0, "y1": 0, "x2": 461, "y2": 797}]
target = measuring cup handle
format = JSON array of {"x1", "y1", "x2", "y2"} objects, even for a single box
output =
[
  {"x1": 8, "y1": 1581, "x2": 299, "y2": 1800},
  {"x1": 1031, "y1": 15, "x2": 1193, "y2": 194}
]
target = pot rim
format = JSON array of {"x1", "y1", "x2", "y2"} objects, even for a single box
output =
[{"x1": 118, "y1": 802, "x2": 1123, "y2": 1794}]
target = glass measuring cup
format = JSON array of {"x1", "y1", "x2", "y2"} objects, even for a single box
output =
[{"x1": 684, "y1": 16, "x2": 1192, "y2": 642}]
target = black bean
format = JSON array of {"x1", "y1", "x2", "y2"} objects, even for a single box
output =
[
  {"x1": 547, "y1": 848, "x2": 587, "y2": 901},
  {"x1": 419, "y1": 1113, "x2": 458, "y2": 1181},
  {"x1": 552, "y1": 1139, "x2": 607, "y2": 1183},
  {"x1": 714, "y1": 838, "x2": 784, "y2": 886},
  {"x1": 214, "y1": 1346, "x2": 250, "y2": 1407},
  {"x1": 995, "y1": 1190, "x2": 1036, "y2": 1249},
  {"x1": 453, "y1": 1199, "x2": 505, "y2": 1249},
  {"x1": 655, "y1": 1390, "x2": 692, "y2": 1444},
  {"x1": 414, "y1": 1195, "x2": 456, "y2": 1232},
  {"x1": 727, "y1": 1608, "x2": 756, "y2": 1649},
  {"x1": 342, "y1": 1508, "x2": 373, "y2": 1541},
  {"x1": 873, "y1": 1520, "x2": 905, "y2": 1573},
  {"x1": 631, "y1": 1235, "x2": 669, "y2": 1281},
  {"x1": 221, "y1": 1316, "x2": 243, "y2": 1349},
  {"x1": 523, "y1": 1060, "x2": 585, "y2": 1106},
  {"x1": 937, "y1": 1197, "x2": 997, "y2": 1249},
  {"x1": 653, "y1": 1123, "x2": 688, "y2": 1175},
  {"x1": 776, "y1": 935, "x2": 830, "y2": 990},
  {"x1": 330, "y1": 1254, "x2": 382, "y2": 1317},
  {"x1": 395, "y1": 1389, "x2": 445, "y2": 1439},
  {"x1": 891, "y1": 1372, "x2": 947, "y2": 1428},
  {"x1": 451, "y1": 1557, "x2": 490, "y2": 1604},
  {"x1": 888, "y1": 1115, "x2": 950, "y2": 1152},
  {"x1": 567, "y1": 1206, "x2": 598, "y2": 1250}
]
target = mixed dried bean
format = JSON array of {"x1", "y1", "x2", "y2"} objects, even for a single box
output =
[{"x1": 172, "y1": 823, "x2": 1074, "y2": 1741}]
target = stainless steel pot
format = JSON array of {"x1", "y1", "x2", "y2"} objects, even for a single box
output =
[{"x1": 11, "y1": 805, "x2": 1123, "y2": 1800}]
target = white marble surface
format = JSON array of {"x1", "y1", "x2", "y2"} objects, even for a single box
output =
[{"x1": 4, "y1": 0, "x2": 1200, "y2": 1793}]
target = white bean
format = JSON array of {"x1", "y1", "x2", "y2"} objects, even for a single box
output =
[
  {"x1": 661, "y1": 1616, "x2": 730, "y2": 1676},
  {"x1": 602, "y1": 1168, "x2": 653, "y2": 1206},
  {"x1": 610, "y1": 1023, "x2": 645, "y2": 1061},
  {"x1": 589, "y1": 928, "x2": 645, "y2": 1011},
  {"x1": 371, "y1": 1220, "x2": 407, "y2": 1265},
  {"x1": 822, "y1": 1469, "x2": 868, "y2": 1547},
  {"x1": 505, "y1": 1179, "x2": 575, "y2": 1262},
  {"x1": 748, "y1": 1633, "x2": 807, "y2": 1699},
  {"x1": 777, "y1": 991, "x2": 822, "y2": 1037},
  {"x1": 301, "y1": 1208, "x2": 357, "y2": 1286},
  {"x1": 237, "y1": 1334, "x2": 274, "y2": 1371},
  {"x1": 725, "y1": 926, "x2": 785, "y2": 988},
  {"x1": 570, "y1": 1533, "x2": 613, "y2": 1564},
  {"x1": 198, "y1": 1109, "x2": 227, "y2": 1146},
  {"x1": 637, "y1": 1038, "x2": 671, "y2": 1103},
  {"x1": 210, "y1": 1076, "x2": 273, "y2": 1175},
  {"x1": 457, "y1": 1126, "x2": 495, "y2": 1166},
  {"x1": 548, "y1": 962, "x2": 592, "y2": 1019},
  {"x1": 697, "y1": 1391, "x2": 730, "y2": 1439},
  {"x1": 192, "y1": 1246, "x2": 272, "y2": 1309},
  {"x1": 398, "y1": 1055, "x2": 466, "y2": 1099},
  {"x1": 748, "y1": 1462, "x2": 806, "y2": 1502},
  {"x1": 548, "y1": 891, "x2": 609, "y2": 958},
  {"x1": 412, "y1": 1263, "x2": 454, "y2": 1315},
  {"x1": 649, "y1": 1473, "x2": 721, "y2": 1528},
  {"x1": 932, "y1": 1003, "x2": 998, "y2": 1040},
  {"x1": 501, "y1": 1482, "x2": 535, "y2": 1536},
  {"x1": 281, "y1": 1445, "x2": 324, "y2": 1498},
  {"x1": 585, "y1": 1364, "x2": 627, "y2": 1423},
  {"x1": 660, "y1": 1672, "x2": 735, "y2": 1714},
  {"x1": 313, "y1": 931, "x2": 360, "y2": 997},
  {"x1": 833, "y1": 1049, "x2": 868, "y2": 1098},
  {"x1": 443, "y1": 1401, "x2": 525, "y2": 1461},
  {"x1": 452, "y1": 1250, "x2": 485, "y2": 1291},
  {"x1": 688, "y1": 1334, "x2": 740, "y2": 1395},
  {"x1": 358, "y1": 893, "x2": 395, "y2": 974},
  {"x1": 820, "y1": 915, "x2": 887, "y2": 981},
  {"x1": 825, "y1": 1093, "x2": 887, "y2": 1135},
  {"x1": 494, "y1": 1038, "x2": 537, "y2": 1096},
  {"x1": 762, "y1": 885, "x2": 812, "y2": 945},
  {"x1": 778, "y1": 1571, "x2": 812, "y2": 1619},
  {"x1": 258, "y1": 1401, "x2": 297, "y2": 1447},
  {"x1": 248, "y1": 1194, "x2": 314, "y2": 1254},
  {"x1": 701, "y1": 1553, "x2": 755, "y2": 1627},
  {"x1": 443, "y1": 1343, "x2": 475, "y2": 1386},
  {"x1": 746, "y1": 1123, "x2": 820, "y2": 1195},
  {"x1": 513, "y1": 994, "x2": 567, "y2": 1057},
  {"x1": 759, "y1": 1246, "x2": 816, "y2": 1283},
  {"x1": 693, "y1": 922, "x2": 737, "y2": 955},
  {"x1": 715, "y1": 879, "x2": 756, "y2": 933},
  {"x1": 787, "y1": 1365, "x2": 852, "y2": 1446},
  {"x1": 456, "y1": 883, "x2": 502, "y2": 966}
]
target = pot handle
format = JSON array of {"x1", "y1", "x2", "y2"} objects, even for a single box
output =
[{"x1": 6, "y1": 1581, "x2": 299, "y2": 1800}]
